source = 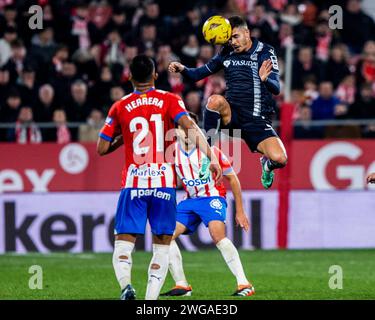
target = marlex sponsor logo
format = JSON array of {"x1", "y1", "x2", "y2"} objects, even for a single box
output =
[{"x1": 130, "y1": 166, "x2": 166, "y2": 177}]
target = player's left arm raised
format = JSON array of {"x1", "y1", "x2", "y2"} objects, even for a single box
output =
[{"x1": 259, "y1": 47, "x2": 281, "y2": 95}]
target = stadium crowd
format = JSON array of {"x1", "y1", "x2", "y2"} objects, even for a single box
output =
[{"x1": 0, "y1": 0, "x2": 374, "y2": 143}]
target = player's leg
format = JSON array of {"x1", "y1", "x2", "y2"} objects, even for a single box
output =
[
  {"x1": 200, "y1": 95, "x2": 231, "y2": 178},
  {"x1": 146, "y1": 234, "x2": 173, "y2": 300},
  {"x1": 112, "y1": 188, "x2": 148, "y2": 300},
  {"x1": 208, "y1": 220, "x2": 254, "y2": 296},
  {"x1": 162, "y1": 199, "x2": 201, "y2": 296},
  {"x1": 203, "y1": 95, "x2": 232, "y2": 144},
  {"x1": 145, "y1": 188, "x2": 177, "y2": 300},
  {"x1": 113, "y1": 233, "x2": 137, "y2": 300},
  {"x1": 161, "y1": 223, "x2": 193, "y2": 297},
  {"x1": 257, "y1": 136, "x2": 288, "y2": 189},
  {"x1": 169, "y1": 223, "x2": 189, "y2": 287}
]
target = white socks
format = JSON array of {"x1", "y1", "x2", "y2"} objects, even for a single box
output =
[
  {"x1": 216, "y1": 237, "x2": 249, "y2": 286},
  {"x1": 168, "y1": 240, "x2": 189, "y2": 287},
  {"x1": 145, "y1": 244, "x2": 170, "y2": 300},
  {"x1": 112, "y1": 240, "x2": 135, "y2": 290}
]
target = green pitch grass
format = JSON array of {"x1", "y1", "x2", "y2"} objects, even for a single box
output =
[{"x1": 0, "y1": 249, "x2": 374, "y2": 300}]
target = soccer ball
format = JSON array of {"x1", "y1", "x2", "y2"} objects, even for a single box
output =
[{"x1": 202, "y1": 15, "x2": 232, "y2": 45}]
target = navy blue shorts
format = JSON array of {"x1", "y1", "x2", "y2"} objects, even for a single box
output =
[
  {"x1": 221, "y1": 108, "x2": 279, "y2": 153},
  {"x1": 176, "y1": 196, "x2": 227, "y2": 235},
  {"x1": 114, "y1": 188, "x2": 176, "y2": 236}
]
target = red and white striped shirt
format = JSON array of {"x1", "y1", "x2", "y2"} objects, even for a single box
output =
[
  {"x1": 100, "y1": 88, "x2": 188, "y2": 189},
  {"x1": 175, "y1": 144, "x2": 233, "y2": 198}
]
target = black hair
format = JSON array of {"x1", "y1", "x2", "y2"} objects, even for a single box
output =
[
  {"x1": 130, "y1": 54, "x2": 155, "y2": 83},
  {"x1": 228, "y1": 16, "x2": 248, "y2": 29}
]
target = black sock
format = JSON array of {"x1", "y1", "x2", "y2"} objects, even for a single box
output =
[
  {"x1": 203, "y1": 106, "x2": 221, "y2": 146},
  {"x1": 265, "y1": 159, "x2": 285, "y2": 172}
]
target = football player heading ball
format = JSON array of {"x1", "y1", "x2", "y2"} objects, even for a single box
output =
[{"x1": 169, "y1": 15, "x2": 288, "y2": 189}]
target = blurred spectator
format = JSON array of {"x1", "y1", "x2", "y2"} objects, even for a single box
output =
[
  {"x1": 4, "y1": 39, "x2": 30, "y2": 84},
  {"x1": 79, "y1": 109, "x2": 104, "y2": 142},
  {"x1": 51, "y1": 45, "x2": 70, "y2": 76},
  {"x1": 292, "y1": 46, "x2": 323, "y2": 89},
  {"x1": 203, "y1": 74, "x2": 226, "y2": 104},
  {"x1": 17, "y1": 66, "x2": 37, "y2": 107},
  {"x1": 248, "y1": 3, "x2": 278, "y2": 47},
  {"x1": 279, "y1": 3, "x2": 303, "y2": 27},
  {"x1": 294, "y1": 104, "x2": 323, "y2": 139},
  {"x1": 100, "y1": 29, "x2": 126, "y2": 67},
  {"x1": 313, "y1": 17, "x2": 333, "y2": 62},
  {"x1": 302, "y1": 77, "x2": 319, "y2": 106},
  {"x1": 0, "y1": 88, "x2": 21, "y2": 123},
  {"x1": 34, "y1": 84, "x2": 56, "y2": 123},
  {"x1": 325, "y1": 44, "x2": 351, "y2": 88},
  {"x1": 91, "y1": 66, "x2": 114, "y2": 110},
  {"x1": 51, "y1": 61, "x2": 78, "y2": 105},
  {"x1": 335, "y1": 75, "x2": 356, "y2": 105},
  {"x1": 180, "y1": 34, "x2": 200, "y2": 66},
  {"x1": 66, "y1": 80, "x2": 91, "y2": 123},
  {"x1": 0, "y1": 69, "x2": 11, "y2": 104},
  {"x1": 348, "y1": 84, "x2": 375, "y2": 119},
  {"x1": 52, "y1": 109, "x2": 71, "y2": 144},
  {"x1": 355, "y1": 40, "x2": 375, "y2": 94},
  {"x1": 138, "y1": 1, "x2": 165, "y2": 37},
  {"x1": 2, "y1": 4, "x2": 17, "y2": 28},
  {"x1": 106, "y1": 7, "x2": 132, "y2": 42},
  {"x1": 13, "y1": 106, "x2": 42, "y2": 144},
  {"x1": 341, "y1": 0, "x2": 375, "y2": 53},
  {"x1": 0, "y1": 26, "x2": 17, "y2": 67},
  {"x1": 110, "y1": 86, "x2": 125, "y2": 106},
  {"x1": 30, "y1": 26, "x2": 57, "y2": 70},
  {"x1": 70, "y1": 2, "x2": 92, "y2": 53},
  {"x1": 137, "y1": 24, "x2": 159, "y2": 53},
  {"x1": 311, "y1": 81, "x2": 341, "y2": 120},
  {"x1": 185, "y1": 91, "x2": 202, "y2": 118}
]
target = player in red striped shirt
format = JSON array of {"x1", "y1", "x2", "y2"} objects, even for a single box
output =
[
  {"x1": 97, "y1": 55, "x2": 222, "y2": 300},
  {"x1": 161, "y1": 112, "x2": 255, "y2": 297}
]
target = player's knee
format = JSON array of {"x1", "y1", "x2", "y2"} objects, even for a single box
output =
[
  {"x1": 207, "y1": 95, "x2": 225, "y2": 112},
  {"x1": 270, "y1": 153, "x2": 288, "y2": 167},
  {"x1": 210, "y1": 230, "x2": 226, "y2": 244}
]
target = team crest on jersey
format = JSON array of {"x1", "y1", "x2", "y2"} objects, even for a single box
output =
[
  {"x1": 210, "y1": 198, "x2": 223, "y2": 210},
  {"x1": 223, "y1": 60, "x2": 230, "y2": 68},
  {"x1": 105, "y1": 116, "x2": 113, "y2": 125},
  {"x1": 178, "y1": 100, "x2": 186, "y2": 109}
]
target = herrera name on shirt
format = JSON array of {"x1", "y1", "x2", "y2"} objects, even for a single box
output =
[{"x1": 124, "y1": 97, "x2": 164, "y2": 112}]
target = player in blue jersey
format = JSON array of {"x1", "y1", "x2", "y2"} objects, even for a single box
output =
[{"x1": 168, "y1": 16, "x2": 287, "y2": 189}]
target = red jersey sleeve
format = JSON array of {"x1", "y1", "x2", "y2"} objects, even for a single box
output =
[
  {"x1": 213, "y1": 147, "x2": 233, "y2": 176},
  {"x1": 99, "y1": 101, "x2": 121, "y2": 142},
  {"x1": 167, "y1": 93, "x2": 188, "y2": 123}
]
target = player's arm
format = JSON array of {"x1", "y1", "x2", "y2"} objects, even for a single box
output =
[
  {"x1": 217, "y1": 148, "x2": 249, "y2": 231},
  {"x1": 259, "y1": 48, "x2": 281, "y2": 95},
  {"x1": 225, "y1": 173, "x2": 249, "y2": 231},
  {"x1": 96, "y1": 102, "x2": 122, "y2": 156},
  {"x1": 97, "y1": 134, "x2": 124, "y2": 156},
  {"x1": 168, "y1": 51, "x2": 224, "y2": 82},
  {"x1": 178, "y1": 115, "x2": 222, "y2": 182}
]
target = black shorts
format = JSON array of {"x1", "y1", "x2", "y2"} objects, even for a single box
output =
[{"x1": 220, "y1": 110, "x2": 279, "y2": 153}]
